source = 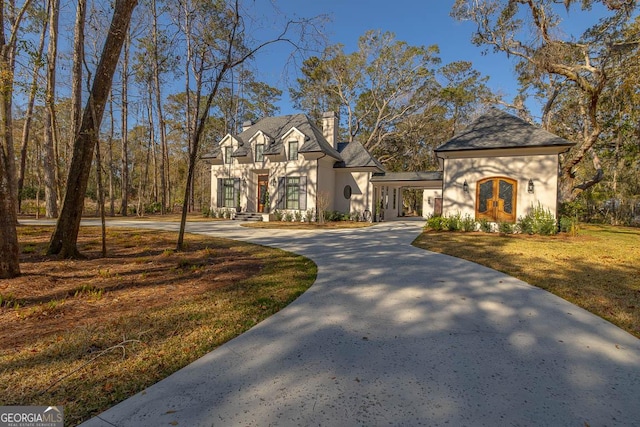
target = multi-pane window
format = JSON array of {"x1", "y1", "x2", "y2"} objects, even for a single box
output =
[
  {"x1": 276, "y1": 176, "x2": 306, "y2": 211},
  {"x1": 288, "y1": 141, "x2": 298, "y2": 160},
  {"x1": 255, "y1": 144, "x2": 264, "y2": 162},
  {"x1": 286, "y1": 177, "x2": 300, "y2": 210},
  {"x1": 223, "y1": 178, "x2": 235, "y2": 207},
  {"x1": 224, "y1": 147, "x2": 232, "y2": 164}
]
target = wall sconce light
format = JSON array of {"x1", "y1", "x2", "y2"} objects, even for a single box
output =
[
  {"x1": 462, "y1": 180, "x2": 469, "y2": 193},
  {"x1": 428, "y1": 197, "x2": 433, "y2": 205},
  {"x1": 527, "y1": 179, "x2": 534, "y2": 193},
  {"x1": 242, "y1": 178, "x2": 247, "y2": 188}
]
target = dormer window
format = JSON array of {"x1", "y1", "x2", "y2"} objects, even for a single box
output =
[
  {"x1": 224, "y1": 147, "x2": 232, "y2": 164},
  {"x1": 255, "y1": 144, "x2": 264, "y2": 162},
  {"x1": 288, "y1": 140, "x2": 298, "y2": 161}
]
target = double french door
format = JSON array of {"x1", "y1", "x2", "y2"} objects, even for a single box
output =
[{"x1": 476, "y1": 177, "x2": 517, "y2": 223}]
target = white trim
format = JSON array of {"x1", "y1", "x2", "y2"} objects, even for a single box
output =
[{"x1": 280, "y1": 127, "x2": 306, "y2": 142}]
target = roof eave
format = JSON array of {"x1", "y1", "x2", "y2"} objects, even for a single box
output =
[{"x1": 435, "y1": 143, "x2": 576, "y2": 154}]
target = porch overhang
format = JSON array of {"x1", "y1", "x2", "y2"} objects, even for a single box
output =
[{"x1": 371, "y1": 171, "x2": 443, "y2": 189}]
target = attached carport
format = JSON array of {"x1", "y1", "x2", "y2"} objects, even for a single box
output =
[{"x1": 370, "y1": 171, "x2": 443, "y2": 220}]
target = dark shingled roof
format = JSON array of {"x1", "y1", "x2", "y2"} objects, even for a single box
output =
[
  {"x1": 239, "y1": 114, "x2": 342, "y2": 160},
  {"x1": 371, "y1": 171, "x2": 443, "y2": 182},
  {"x1": 200, "y1": 146, "x2": 220, "y2": 160},
  {"x1": 334, "y1": 141, "x2": 385, "y2": 171},
  {"x1": 436, "y1": 108, "x2": 575, "y2": 153},
  {"x1": 202, "y1": 114, "x2": 343, "y2": 160}
]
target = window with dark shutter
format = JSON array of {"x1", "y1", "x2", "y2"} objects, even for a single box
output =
[
  {"x1": 276, "y1": 177, "x2": 286, "y2": 209},
  {"x1": 217, "y1": 178, "x2": 223, "y2": 208},
  {"x1": 234, "y1": 178, "x2": 241, "y2": 206},
  {"x1": 299, "y1": 176, "x2": 307, "y2": 210}
]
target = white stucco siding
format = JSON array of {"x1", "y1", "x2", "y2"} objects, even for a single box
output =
[
  {"x1": 316, "y1": 158, "x2": 336, "y2": 211},
  {"x1": 209, "y1": 134, "x2": 320, "y2": 213},
  {"x1": 442, "y1": 154, "x2": 559, "y2": 220},
  {"x1": 334, "y1": 171, "x2": 372, "y2": 215},
  {"x1": 422, "y1": 189, "x2": 442, "y2": 218}
]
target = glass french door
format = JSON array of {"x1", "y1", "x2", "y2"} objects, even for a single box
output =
[{"x1": 476, "y1": 177, "x2": 517, "y2": 223}]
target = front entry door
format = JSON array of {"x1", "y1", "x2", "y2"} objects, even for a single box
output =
[
  {"x1": 434, "y1": 198, "x2": 443, "y2": 216},
  {"x1": 476, "y1": 177, "x2": 517, "y2": 223},
  {"x1": 257, "y1": 175, "x2": 269, "y2": 213}
]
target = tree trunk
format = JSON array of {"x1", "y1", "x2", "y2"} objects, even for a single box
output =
[
  {"x1": 151, "y1": 0, "x2": 168, "y2": 214},
  {"x1": 43, "y1": 0, "x2": 60, "y2": 218},
  {"x1": 71, "y1": 0, "x2": 85, "y2": 142},
  {"x1": 121, "y1": 31, "x2": 130, "y2": 216},
  {"x1": 48, "y1": 0, "x2": 138, "y2": 257},
  {"x1": 95, "y1": 135, "x2": 107, "y2": 256},
  {"x1": 108, "y1": 92, "x2": 115, "y2": 216},
  {"x1": 558, "y1": 102, "x2": 604, "y2": 203},
  {"x1": 0, "y1": 68, "x2": 20, "y2": 276},
  {"x1": 0, "y1": 0, "x2": 34, "y2": 278},
  {"x1": 177, "y1": 73, "x2": 223, "y2": 248},
  {"x1": 147, "y1": 84, "x2": 158, "y2": 205}
]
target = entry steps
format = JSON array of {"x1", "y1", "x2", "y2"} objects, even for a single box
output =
[{"x1": 233, "y1": 212, "x2": 264, "y2": 222}]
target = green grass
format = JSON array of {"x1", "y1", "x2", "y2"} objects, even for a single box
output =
[{"x1": 412, "y1": 224, "x2": 640, "y2": 338}]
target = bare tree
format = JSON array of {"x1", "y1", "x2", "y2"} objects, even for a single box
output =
[
  {"x1": 174, "y1": 0, "x2": 317, "y2": 249},
  {"x1": 0, "y1": 0, "x2": 34, "y2": 278},
  {"x1": 107, "y1": 93, "x2": 116, "y2": 216},
  {"x1": 316, "y1": 191, "x2": 330, "y2": 224},
  {"x1": 70, "y1": 0, "x2": 86, "y2": 141},
  {"x1": 42, "y1": 0, "x2": 60, "y2": 218},
  {"x1": 17, "y1": 1, "x2": 47, "y2": 212},
  {"x1": 121, "y1": 30, "x2": 130, "y2": 215},
  {"x1": 151, "y1": 0, "x2": 170, "y2": 213},
  {"x1": 48, "y1": 0, "x2": 138, "y2": 257}
]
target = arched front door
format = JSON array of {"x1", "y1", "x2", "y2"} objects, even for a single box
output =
[{"x1": 476, "y1": 177, "x2": 517, "y2": 223}]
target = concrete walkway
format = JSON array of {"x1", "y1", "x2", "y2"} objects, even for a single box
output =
[{"x1": 63, "y1": 219, "x2": 640, "y2": 426}]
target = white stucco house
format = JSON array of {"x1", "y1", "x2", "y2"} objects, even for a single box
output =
[
  {"x1": 432, "y1": 108, "x2": 575, "y2": 222},
  {"x1": 203, "y1": 108, "x2": 574, "y2": 223}
]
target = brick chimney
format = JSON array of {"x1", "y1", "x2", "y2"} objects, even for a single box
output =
[{"x1": 321, "y1": 111, "x2": 338, "y2": 149}]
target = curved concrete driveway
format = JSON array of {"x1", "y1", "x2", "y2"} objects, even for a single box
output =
[{"x1": 72, "y1": 219, "x2": 640, "y2": 426}]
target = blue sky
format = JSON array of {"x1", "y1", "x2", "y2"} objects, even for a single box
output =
[{"x1": 247, "y1": 0, "x2": 611, "y2": 121}]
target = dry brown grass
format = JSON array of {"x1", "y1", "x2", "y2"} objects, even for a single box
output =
[
  {"x1": 1, "y1": 226, "x2": 316, "y2": 426},
  {"x1": 412, "y1": 224, "x2": 640, "y2": 338}
]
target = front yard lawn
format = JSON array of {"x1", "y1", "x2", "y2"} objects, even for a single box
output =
[{"x1": 1, "y1": 226, "x2": 316, "y2": 426}]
